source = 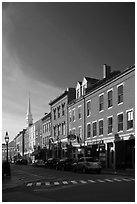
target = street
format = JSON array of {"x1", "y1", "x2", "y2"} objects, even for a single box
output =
[{"x1": 2, "y1": 164, "x2": 135, "y2": 202}]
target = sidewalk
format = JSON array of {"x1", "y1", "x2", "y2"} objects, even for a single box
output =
[{"x1": 102, "y1": 168, "x2": 135, "y2": 177}]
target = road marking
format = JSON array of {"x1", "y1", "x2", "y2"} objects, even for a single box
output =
[
  {"x1": 62, "y1": 181, "x2": 68, "y2": 184},
  {"x1": 97, "y1": 179, "x2": 105, "y2": 183},
  {"x1": 80, "y1": 180, "x2": 87, "y2": 184},
  {"x1": 45, "y1": 182, "x2": 50, "y2": 186},
  {"x1": 113, "y1": 178, "x2": 122, "y2": 182},
  {"x1": 88, "y1": 180, "x2": 96, "y2": 183},
  {"x1": 36, "y1": 182, "x2": 41, "y2": 186},
  {"x1": 71, "y1": 180, "x2": 77, "y2": 184},
  {"x1": 129, "y1": 178, "x2": 135, "y2": 181},
  {"x1": 54, "y1": 182, "x2": 60, "y2": 185},
  {"x1": 105, "y1": 179, "x2": 114, "y2": 182},
  {"x1": 27, "y1": 183, "x2": 33, "y2": 187},
  {"x1": 122, "y1": 178, "x2": 131, "y2": 181}
]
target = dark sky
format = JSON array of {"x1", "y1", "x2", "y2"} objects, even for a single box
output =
[{"x1": 2, "y1": 2, "x2": 135, "y2": 141}]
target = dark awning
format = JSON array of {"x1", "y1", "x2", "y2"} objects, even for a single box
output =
[{"x1": 31, "y1": 150, "x2": 40, "y2": 156}]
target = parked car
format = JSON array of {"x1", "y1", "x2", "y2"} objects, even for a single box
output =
[
  {"x1": 72, "y1": 157, "x2": 102, "y2": 173},
  {"x1": 45, "y1": 158, "x2": 59, "y2": 169},
  {"x1": 15, "y1": 158, "x2": 28, "y2": 165},
  {"x1": 32, "y1": 159, "x2": 45, "y2": 167},
  {"x1": 56, "y1": 157, "x2": 77, "y2": 171}
]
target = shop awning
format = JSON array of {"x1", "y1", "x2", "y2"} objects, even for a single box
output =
[{"x1": 31, "y1": 150, "x2": 40, "y2": 156}]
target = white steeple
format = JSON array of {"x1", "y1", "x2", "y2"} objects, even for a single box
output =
[{"x1": 26, "y1": 94, "x2": 33, "y2": 127}]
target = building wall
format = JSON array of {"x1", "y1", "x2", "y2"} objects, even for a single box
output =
[
  {"x1": 42, "y1": 114, "x2": 51, "y2": 149},
  {"x1": 84, "y1": 67, "x2": 135, "y2": 143},
  {"x1": 34, "y1": 119, "x2": 43, "y2": 149}
]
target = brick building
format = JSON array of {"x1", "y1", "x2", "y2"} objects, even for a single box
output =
[
  {"x1": 49, "y1": 88, "x2": 76, "y2": 158},
  {"x1": 68, "y1": 64, "x2": 135, "y2": 169}
]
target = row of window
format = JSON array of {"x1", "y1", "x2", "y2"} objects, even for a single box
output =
[
  {"x1": 53, "y1": 103, "x2": 65, "y2": 120},
  {"x1": 69, "y1": 110, "x2": 133, "y2": 139},
  {"x1": 53, "y1": 122, "x2": 66, "y2": 137},
  {"x1": 69, "y1": 84, "x2": 124, "y2": 121},
  {"x1": 43, "y1": 122, "x2": 51, "y2": 133},
  {"x1": 98, "y1": 84, "x2": 123, "y2": 112}
]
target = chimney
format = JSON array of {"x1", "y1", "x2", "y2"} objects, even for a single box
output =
[{"x1": 103, "y1": 64, "x2": 111, "y2": 78}]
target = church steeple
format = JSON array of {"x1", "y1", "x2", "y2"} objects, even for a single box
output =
[{"x1": 26, "y1": 94, "x2": 33, "y2": 127}]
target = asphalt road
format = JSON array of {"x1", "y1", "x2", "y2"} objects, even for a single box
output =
[{"x1": 2, "y1": 164, "x2": 135, "y2": 202}]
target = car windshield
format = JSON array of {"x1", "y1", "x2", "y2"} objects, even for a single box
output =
[{"x1": 86, "y1": 158, "x2": 99, "y2": 162}]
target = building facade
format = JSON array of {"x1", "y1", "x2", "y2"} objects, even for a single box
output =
[
  {"x1": 68, "y1": 64, "x2": 135, "y2": 169},
  {"x1": 49, "y1": 88, "x2": 76, "y2": 158}
]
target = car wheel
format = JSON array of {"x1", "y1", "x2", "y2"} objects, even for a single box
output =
[{"x1": 82, "y1": 167, "x2": 86, "y2": 173}]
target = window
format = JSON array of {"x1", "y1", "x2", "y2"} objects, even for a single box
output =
[
  {"x1": 83, "y1": 84, "x2": 86, "y2": 95},
  {"x1": 62, "y1": 103, "x2": 65, "y2": 116},
  {"x1": 87, "y1": 124, "x2": 91, "y2": 138},
  {"x1": 58, "y1": 124, "x2": 61, "y2": 136},
  {"x1": 87, "y1": 101, "x2": 91, "y2": 116},
  {"x1": 58, "y1": 106, "x2": 61, "y2": 118},
  {"x1": 78, "y1": 106, "x2": 82, "y2": 119},
  {"x1": 108, "y1": 117, "x2": 113, "y2": 134},
  {"x1": 99, "y1": 120, "x2": 103, "y2": 135},
  {"x1": 127, "y1": 110, "x2": 133, "y2": 130},
  {"x1": 108, "y1": 90, "x2": 113, "y2": 108},
  {"x1": 78, "y1": 126, "x2": 82, "y2": 138},
  {"x1": 77, "y1": 89, "x2": 80, "y2": 98},
  {"x1": 69, "y1": 111, "x2": 71, "y2": 122},
  {"x1": 54, "y1": 126, "x2": 56, "y2": 137},
  {"x1": 118, "y1": 84, "x2": 123, "y2": 104},
  {"x1": 53, "y1": 109, "x2": 56, "y2": 120},
  {"x1": 62, "y1": 122, "x2": 65, "y2": 135},
  {"x1": 93, "y1": 122, "x2": 97, "y2": 137},
  {"x1": 72, "y1": 109, "x2": 75, "y2": 121},
  {"x1": 118, "y1": 113, "x2": 123, "y2": 132},
  {"x1": 99, "y1": 94, "x2": 104, "y2": 111}
]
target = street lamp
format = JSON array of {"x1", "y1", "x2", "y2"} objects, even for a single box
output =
[{"x1": 5, "y1": 131, "x2": 9, "y2": 162}]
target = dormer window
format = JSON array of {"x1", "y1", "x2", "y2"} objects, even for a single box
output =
[
  {"x1": 76, "y1": 89, "x2": 79, "y2": 98},
  {"x1": 76, "y1": 81, "x2": 82, "y2": 99},
  {"x1": 83, "y1": 84, "x2": 87, "y2": 95}
]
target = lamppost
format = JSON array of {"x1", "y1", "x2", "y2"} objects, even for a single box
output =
[{"x1": 5, "y1": 131, "x2": 9, "y2": 162}]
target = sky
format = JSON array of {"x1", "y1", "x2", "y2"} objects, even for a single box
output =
[{"x1": 2, "y1": 2, "x2": 135, "y2": 143}]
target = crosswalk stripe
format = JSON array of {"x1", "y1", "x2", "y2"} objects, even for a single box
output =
[
  {"x1": 27, "y1": 183, "x2": 33, "y2": 187},
  {"x1": 122, "y1": 178, "x2": 131, "y2": 181},
  {"x1": 80, "y1": 180, "x2": 87, "y2": 184},
  {"x1": 36, "y1": 182, "x2": 41, "y2": 186},
  {"x1": 113, "y1": 178, "x2": 122, "y2": 182},
  {"x1": 54, "y1": 182, "x2": 60, "y2": 185},
  {"x1": 105, "y1": 179, "x2": 113, "y2": 182},
  {"x1": 129, "y1": 178, "x2": 135, "y2": 181},
  {"x1": 88, "y1": 180, "x2": 96, "y2": 183},
  {"x1": 97, "y1": 179, "x2": 105, "y2": 183},
  {"x1": 45, "y1": 182, "x2": 50, "y2": 186},
  {"x1": 62, "y1": 181, "x2": 68, "y2": 184},
  {"x1": 71, "y1": 180, "x2": 77, "y2": 184}
]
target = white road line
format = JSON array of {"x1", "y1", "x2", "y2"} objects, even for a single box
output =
[
  {"x1": 88, "y1": 180, "x2": 96, "y2": 183},
  {"x1": 54, "y1": 182, "x2": 60, "y2": 185},
  {"x1": 105, "y1": 179, "x2": 114, "y2": 182},
  {"x1": 122, "y1": 178, "x2": 131, "y2": 181},
  {"x1": 36, "y1": 182, "x2": 41, "y2": 186},
  {"x1": 71, "y1": 180, "x2": 77, "y2": 184},
  {"x1": 80, "y1": 180, "x2": 87, "y2": 184},
  {"x1": 129, "y1": 178, "x2": 135, "y2": 181},
  {"x1": 27, "y1": 183, "x2": 33, "y2": 187},
  {"x1": 62, "y1": 181, "x2": 68, "y2": 184},
  {"x1": 45, "y1": 182, "x2": 50, "y2": 186},
  {"x1": 113, "y1": 178, "x2": 122, "y2": 182},
  {"x1": 97, "y1": 179, "x2": 105, "y2": 183}
]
